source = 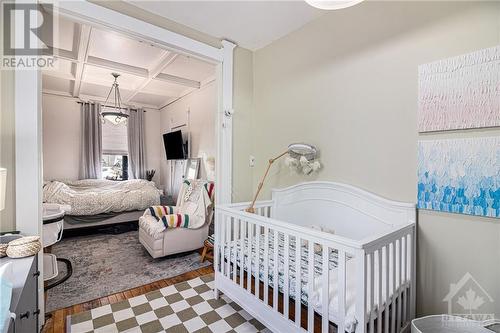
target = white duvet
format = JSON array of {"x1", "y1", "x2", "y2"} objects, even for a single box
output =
[{"x1": 43, "y1": 179, "x2": 161, "y2": 216}]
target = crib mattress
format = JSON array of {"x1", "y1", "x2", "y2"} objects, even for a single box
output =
[{"x1": 222, "y1": 233, "x2": 406, "y2": 332}]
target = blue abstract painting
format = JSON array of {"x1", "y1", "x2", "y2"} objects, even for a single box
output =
[{"x1": 417, "y1": 137, "x2": 499, "y2": 218}]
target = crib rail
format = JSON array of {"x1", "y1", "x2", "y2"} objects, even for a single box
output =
[{"x1": 215, "y1": 201, "x2": 415, "y2": 333}]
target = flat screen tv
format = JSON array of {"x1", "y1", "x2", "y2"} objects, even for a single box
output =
[{"x1": 163, "y1": 130, "x2": 186, "y2": 160}]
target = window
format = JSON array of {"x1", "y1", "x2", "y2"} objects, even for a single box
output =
[
  {"x1": 101, "y1": 118, "x2": 128, "y2": 180},
  {"x1": 102, "y1": 154, "x2": 128, "y2": 180}
]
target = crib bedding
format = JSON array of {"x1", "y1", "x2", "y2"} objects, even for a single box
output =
[
  {"x1": 43, "y1": 179, "x2": 161, "y2": 216},
  {"x1": 223, "y1": 233, "x2": 406, "y2": 332}
]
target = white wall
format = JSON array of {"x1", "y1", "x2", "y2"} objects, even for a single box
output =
[
  {"x1": 232, "y1": 47, "x2": 254, "y2": 202},
  {"x1": 144, "y1": 109, "x2": 162, "y2": 185},
  {"x1": 248, "y1": 1, "x2": 500, "y2": 316},
  {"x1": 159, "y1": 81, "x2": 217, "y2": 191},
  {"x1": 42, "y1": 95, "x2": 81, "y2": 180},
  {"x1": 42, "y1": 94, "x2": 162, "y2": 184}
]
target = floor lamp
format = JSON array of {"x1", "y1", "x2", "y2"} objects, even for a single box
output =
[{"x1": 246, "y1": 144, "x2": 317, "y2": 213}]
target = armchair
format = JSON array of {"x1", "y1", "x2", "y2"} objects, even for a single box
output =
[{"x1": 138, "y1": 180, "x2": 214, "y2": 258}]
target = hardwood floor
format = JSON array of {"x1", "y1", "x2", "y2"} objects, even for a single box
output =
[{"x1": 41, "y1": 266, "x2": 214, "y2": 333}]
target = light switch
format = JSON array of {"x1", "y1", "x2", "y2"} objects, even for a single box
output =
[{"x1": 249, "y1": 155, "x2": 255, "y2": 167}]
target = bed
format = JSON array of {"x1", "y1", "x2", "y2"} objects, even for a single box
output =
[
  {"x1": 43, "y1": 179, "x2": 161, "y2": 229},
  {"x1": 215, "y1": 181, "x2": 416, "y2": 333}
]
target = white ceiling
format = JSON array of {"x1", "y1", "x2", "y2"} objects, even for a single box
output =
[
  {"x1": 42, "y1": 16, "x2": 216, "y2": 109},
  {"x1": 127, "y1": 1, "x2": 324, "y2": 51}
]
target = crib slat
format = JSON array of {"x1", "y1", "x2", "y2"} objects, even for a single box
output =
[
  {"x1": 220, "y1": 215, "x2": 225, "y2": 276},
  {"x1": 273, "y1": 230, "x2": 279, "y2": 311},
  {"x1": 321, "y1": 245, "x2": 329, "y2": 333},
  {"x1": 397, "y1": 239, "x2": 402, "y2": 333},
  {"x1": 233, "y1": 218, "x2": 238, "y2": 283},
  {"x1": 402, "y1": 236, "x2": 407, "y2": 326},
  {"x1": 226, "y1": 216, "x2": 231, "y2": 278},
  {"x1": 283, "y1": 234, "x2": 290, "y2": 318},
  {"x1": 369, "y1": 253, "x2": 375, "y2": 333},
  {"x1": 214, "y1": 212, "x2": 220, "y2": 274},
  {"x1": 264, "y1": 226, "x2": 270, "y2": 305},
  {"x1": 255, "y1": 225, "x2": 261, "y2": 300},
  {"x1": 391, "y1": 242, "x2": 396, "y2": 333},
  {"x1": 247, "y1": 222, "x2": 253, "y2": 293},
  {"x1": 354, "y1": 249, "x2": 367, "y2": 333},
  {"x1": 295, "y1": 236, "x2": 302, "y2": 326},
  {"x1": 384, "y1": 246, "x2": 389, "y2": 333},
  {"x1": 307, "y1": 241, "x2": 314, "y2": 332},
  {"x1": 377, "y1": 250, "x2": 383, "y2": 333},
  {"x1": 338, "y1": 250, "x2": 347, "y2": 333},
  {"x1": 240, "y1": 220, "x2": 246, "y2": 288}
]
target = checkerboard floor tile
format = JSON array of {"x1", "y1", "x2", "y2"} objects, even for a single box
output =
[{"x1": 68, "y1": 274, "x2": 271, "y2": 333}]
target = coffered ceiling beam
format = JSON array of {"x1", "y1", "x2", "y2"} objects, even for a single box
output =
[
  {"x1": 155, "y1": 73, "x2": 200, "y2": 89},
  {"x1": 126, "y1": 51, "x2": 178, "y2": 103},
  {"x1": 86, "y1": 56, "x2": 149, "y2": 78},
  {"x1": 72, "y1": 24, "x2": 92, "y2": 97},
  {"x1": 42, "y1": 70, "x2": 76, "y2": 81},
  {"x1": 44, "y1": 47, "x2": 76, "y2": 62}
]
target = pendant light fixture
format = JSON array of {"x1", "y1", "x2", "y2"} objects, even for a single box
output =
[
  {"x1": 101, "y1": 73, "x2": 129, "y2": 125},
  {"x1": 304, "y1": 0, "x2": 364, "y2": 10}
]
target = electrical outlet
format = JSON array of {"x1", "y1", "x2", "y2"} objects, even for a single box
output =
[{"x1": 249, "y1": 155, "x2": 255, "y2": 167}]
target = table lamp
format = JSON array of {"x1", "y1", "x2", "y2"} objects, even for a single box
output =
[
  {"x1": 0, "y1": 168, "x2": 6, "y2": 211},
  {"x1": 246, "y1": 144, "x2": 319, "y2": 213}
]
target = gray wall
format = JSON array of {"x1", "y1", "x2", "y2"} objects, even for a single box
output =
[{"x1": 248, "y1": 1, "x2": 500, "y2": 316}]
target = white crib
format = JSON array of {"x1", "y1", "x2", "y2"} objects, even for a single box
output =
[{"x1": 215, "y1": 181, "x2": 416, "y2": 333}]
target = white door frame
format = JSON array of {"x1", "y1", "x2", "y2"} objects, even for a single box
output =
[{"x1": 15, "y1": 0, "x2": 235, "y2": 327}]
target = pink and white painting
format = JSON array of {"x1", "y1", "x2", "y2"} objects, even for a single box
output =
[{"x1": 418, "y1": 45, "x2": 500, "y2": 132}]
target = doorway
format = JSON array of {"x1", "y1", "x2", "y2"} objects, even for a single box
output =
[{"x1": 14, "y1": 1, "x2": 235, "y2": 325}]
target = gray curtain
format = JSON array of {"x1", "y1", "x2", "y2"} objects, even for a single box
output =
[
  {"x1": 80, "y1": 102, "x2": 102, "y2": 179},
  {"x1": 128, "y1": 108, "x2": 146, "y2": 179}
]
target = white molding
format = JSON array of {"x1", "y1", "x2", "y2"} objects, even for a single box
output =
[
  {"x1": 72, "y1": 24, "x2": 92, "y2": 96},
  {"x1": 42, "y1": 70, "x2": 76, "y2": 81},
  {"x1": 79, "y1": 93, "x2": 159, "y2": 110},
  {"x1": 14, "y1": 0, "x2": 44, "y2": 326},
  {"x1": 155, "y1": 72, "x2": 200, "y2": 89},
  {"x1": 41, "y1": 90, "x2": 161, "y2": 110},
  {"x1": 86, "y1": 55, "x2": 149, "y2": 78},
  {"x1": 159, "y1": 76, "x2": 215, "y2": 109},
  {"x1": 216, "y1": 39, "x2": 236, "y2": 204},
  {"x1": 126, "y1": 51, "x2": 178, "y2": 103},
  {"x1": 42, "y1": 89, "x2": 73, "y2": 98},
  {"x1": 47, "y1": 47, "x2": 77, "y2": 62},
  {"x1": 54, "y1": 1, "x2": 224, "y2": 63}
]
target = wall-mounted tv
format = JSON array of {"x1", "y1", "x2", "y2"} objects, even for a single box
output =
[{"x1": 163, "y1": 130, "x2": 186, "y2": 160}]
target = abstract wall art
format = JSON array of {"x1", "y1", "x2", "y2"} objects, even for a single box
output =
[
  {"x1": 418, "y1": 45, "x2": 500, "y2": 132},
  {"x1": 417, "y1": 137, "x2": 499, "y2": 218}
]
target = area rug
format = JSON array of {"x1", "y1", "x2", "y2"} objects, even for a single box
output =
[
  {"x1": 46, "y1": 230, "x2": 210, "y2": 312},
  {"x1": 68, "y1": 274, "x2": 270, "y2": 333}
]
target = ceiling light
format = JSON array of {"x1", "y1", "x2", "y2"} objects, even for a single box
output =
[
  {"x1": 304, "y1": 0, "x2": 364, "y2": 10},
  {"x1": 101, "y1": 73, "x2": 129, "y2": 125}
]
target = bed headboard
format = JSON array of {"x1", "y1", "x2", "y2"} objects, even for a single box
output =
[{"x1": 271, "y1": 181, "x2": 416, "y2": 241}]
